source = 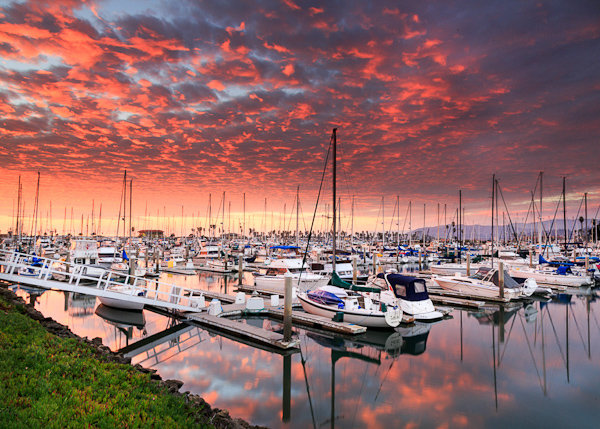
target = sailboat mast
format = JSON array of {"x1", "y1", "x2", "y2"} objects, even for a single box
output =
[
  {"x1": 382, "y1": 197, "x2": 385, "y2": 247},
  {"x1": 33, "y1": 171, "x2": 40, "y2": 251},
  {"x1": 296, "y1": 187, "x2": 300, "y2": 247},
  {"x1": 563, "y1": 177, "x2": 567, "y2": 248},
  {"x1": 540, "y1": 172, "x2": 543, "y2": 255},
  {"x1": 397, "y1": 195, "x2": 400, "y2": 249},
  {"x1": 491, "y1": 174, "x2": 495, "y2": 269},
  {"x1": 332, "y1": 128, "x2": 337, "y2": 272},
  {"x1": 129, "y1": 179, "x2": 132, "y2": 241},
  {"x1": 16, "y1": 176, "x2": 21, "y2": 241},
  {"x1": 409, "y1": 201, "x2": 412, "y2": 247},
  {"x1": 352, "y1": 195, "x2": 355, "y2": 246},
  {"x1": 123, "y1": 170, "x2": 127, "y2": 239}
]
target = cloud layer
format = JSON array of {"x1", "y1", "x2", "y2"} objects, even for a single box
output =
[{"x1": 1, "y1": 0, "x2": 599, "y2": 233}]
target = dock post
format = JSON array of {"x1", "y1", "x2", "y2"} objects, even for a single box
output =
[
  {"x1": 585, "y1": 255, "x2": 590, "y2": 279},
  {"x1": 65, "y1": 252, "x2": 70, "y2": 274},
  {"x1": 372, "y1": 251, "x2": 377, "y2": 274},
  {"x1": 283, "y1": 272, "x2": 293, "y2": 342},
  {"x1": 466, "y1": 253, "x2": 471, "y2": 276},
  {"x1": 352, "y1": 255, "x2": 358, "y2": 284},
  {"x1": 418, "y1": 249, "x2": 422, "y2": 271},
  {"x1": 498, "y1": 261, "x2": 504, "y2": 299},
  {"x1": 238, "y1": 253, "x2": 243, "y2": 285},
  {"x1": 529, "y1": 248, "x2": 533, "y2": 267},
  {"x1": 129, "y1": 256, "x2": 136, "y2": 285}
]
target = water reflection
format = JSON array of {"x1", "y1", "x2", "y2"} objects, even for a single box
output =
[{"x1": 10, "y1": 275, "x2": 600, "y2": 428}]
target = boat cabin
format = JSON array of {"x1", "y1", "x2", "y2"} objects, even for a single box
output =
[
  {"x1": 378, "y1": 273, "x2": 430, "y2": 302},
  {"x1": 70, "y1": 239, "x2": 99, "y2": 265}
]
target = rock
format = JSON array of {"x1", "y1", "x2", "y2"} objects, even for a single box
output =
[{"x1": 91, "y1": 337, "x2": 103, "y2": 346}]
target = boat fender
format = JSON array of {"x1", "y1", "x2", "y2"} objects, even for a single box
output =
[{"x1": 523, "y1": 278, "x2": 537, "y2": 297}]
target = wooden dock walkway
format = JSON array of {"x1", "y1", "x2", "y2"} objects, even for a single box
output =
[{"x1": 186, "y1": 312, "x2": 300, "y2": 349}]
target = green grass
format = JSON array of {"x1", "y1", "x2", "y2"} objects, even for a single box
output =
[{"x1": 0, "y1": 298, "x2": 212, "y2": 428}]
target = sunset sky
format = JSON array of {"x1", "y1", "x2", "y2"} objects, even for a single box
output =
[{"x1": 1, "y1": 0, "x2": 599, "y2": 236}]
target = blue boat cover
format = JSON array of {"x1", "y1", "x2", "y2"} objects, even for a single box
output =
[
  {"x1": 556, "y1": 266, "x2": 573, "y2": 275},
  {"x1": 307, "y1": 290, "x2": 343, "y2": 306},
  {"x1": 270, "y1": 245, "x2": 300, "y2": 250},
  {"x1": 539, "y1": 254, "x2": 574, "y2": 267},
  {"x1": 379, "y1": 273, "x2": 430, "y2": 302}
]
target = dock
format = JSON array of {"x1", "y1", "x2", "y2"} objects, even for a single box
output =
[
  {"x1": 185, "y1": 312, "x2": 299, "y2": 350},
  {"x1": 1, "y1": 250, "x2": 374, "y2": 353}
]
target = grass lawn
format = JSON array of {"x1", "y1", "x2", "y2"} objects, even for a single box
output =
[{"x1": 0, "y1": 297, "x2": 213, "y2": 428}]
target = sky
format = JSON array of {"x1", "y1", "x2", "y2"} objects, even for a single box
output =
[{"x1": 0, "y1": 0, "x2": 599, "y2": 236}]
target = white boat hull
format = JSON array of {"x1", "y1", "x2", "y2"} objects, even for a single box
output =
[
  {"x1": 297, "y1": 293, "x2": 402, "y2": 328},
  {"x1": 98, "y1": 295, "x2": 144, "y2": 311},
  {"x1": 432, "y1": 275, "x2": 522, "y2": 300},
  {"x1": 254, "y1": 274, "x2": 329, "y2": 293},
  {"x1": 508, "y1": 266, "x2": 592, "y2": 287}
]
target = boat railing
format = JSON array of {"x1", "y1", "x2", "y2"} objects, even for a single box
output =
[{"x1": 0, "y1": 250, "x2": 206, "y2": 311}]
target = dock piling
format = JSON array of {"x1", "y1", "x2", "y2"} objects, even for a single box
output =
[
  {"x1": 466, "y1": 253, "x2": 471, "y2": 276},
  {"x1": 283, "y1": 272, "x2": 292, "y2": 342},
  {"x1": 498, "y1": 261, "x2": 504, "y2": 299}
]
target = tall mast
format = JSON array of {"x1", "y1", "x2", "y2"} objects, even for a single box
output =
[
  {"x1": 396, "y1": 195, "x2": 400, "y2": 248},
  {"x1": 123, "y1": 170, "x2": 127, "y2": 239},
  {"x1": 129, "y1": 179, "x2": 132, "y2": 241},
  {"x1": 437, "y1": 203, "x2": 440, "y2": 244},
  {"x1": 459, "y1": 190, "x2": 462, "y2": 251},
  {"x1": 408, "y1": 201, "x2": 412, "y2": 247},
  {"x1": 539, "y1": 172, "x2": 543, "y2": 254},
  {"x1": 563, "y1": 177, "x2": 567, "y2": 248},
  {"x1": 352, "y1": 195, "x2": 355, "y2": 246},
  {"x1": 296, "y1": 187, "x2": 300, "y2": 247},
  {"x1": 423, "y1": 203, "x2": 426, "y2": 245},
  {"x1": 33, "y1": 171, "x2": 40, "y2": 250},
  {"x1": 332, "y1": 128, "x2": 337, "y2": 272},
  {"x1": 491, "y1": 174, "x2": 495, "y2": 269},
  {"x1": 16, "y1": 176, "x2": 21, "y2": 241},
  {"x1": 584, "y1": 192, "x2": 588, "y2": 249}
]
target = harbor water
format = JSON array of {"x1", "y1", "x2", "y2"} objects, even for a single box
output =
[{"x1": 10, "y1": 268, "x2": 600, "y2": 428}]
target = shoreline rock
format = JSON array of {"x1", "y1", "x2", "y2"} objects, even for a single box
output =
[{"x1": 0, "y1": 283, "x2": 267, "y2": 429}]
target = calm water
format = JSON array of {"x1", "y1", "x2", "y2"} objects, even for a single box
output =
[{"x1": 11, "y1": 269, "x2": 600, "y2": 428}]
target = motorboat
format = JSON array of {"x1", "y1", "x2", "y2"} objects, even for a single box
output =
[
  {"x1": 197, "y1": 258, "x2": 237, "y2": 273},
  {"x1": 297, "y1": 285, "x2": 403, "y2": 328},
  {"x1": 508, "y1": 265, "x2": 593, "y2": 287},
  {"x1": 432, "y1": 266, "x2": 537, "y2": 301},
  {"x1": 98, "y1": 284, "x2": 146, "y2": 310},
  {"x1": 369, "y1": 273, "x2": 444, "y2": 321},
  {"x1": 253, "y1": 258, "x2": 329, "y2": 292}
]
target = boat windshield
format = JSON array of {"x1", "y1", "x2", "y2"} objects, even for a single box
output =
[
  {"x1": 265, "y1": 268, "x2": 288, "y2": 275},
  {"x1": 470, "y1": 267, "x2": 491, "y2": 280}
]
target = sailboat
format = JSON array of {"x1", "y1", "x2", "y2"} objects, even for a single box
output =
[{"x1": 297, "y1": 129, "x2": 403, "y2": 328}]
